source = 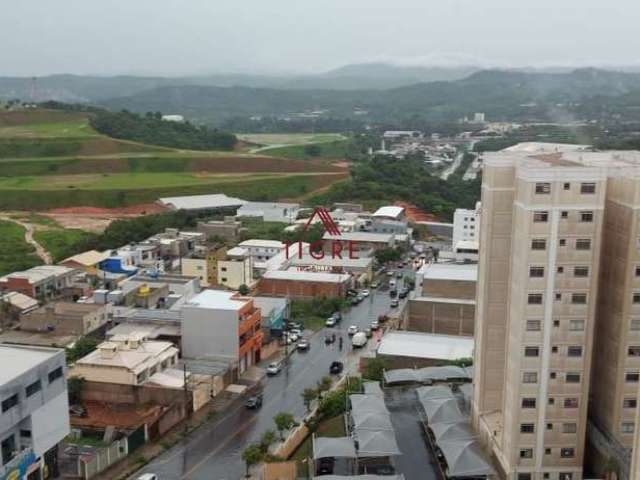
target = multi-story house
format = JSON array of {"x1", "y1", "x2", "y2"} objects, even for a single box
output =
[{"x1": 0, "y1": 344, "x2": 69, "y2": 480}]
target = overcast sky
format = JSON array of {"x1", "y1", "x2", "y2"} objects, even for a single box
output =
[{"x1": 2, "y1": 0, "x2": 639, "y2": 77}]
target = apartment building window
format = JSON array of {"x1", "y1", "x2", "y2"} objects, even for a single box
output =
[
  {"x1": 518, "y1": 474, "x2": 532, "y2": 480},
  {"x1": 636, "y1": 266, "x2": 640, "y2": 277},
  {"x1": 629, "y1": 346, "x2": 640, "y2": 357},
  {"x1": 136, "y1": 371, "x2": 146, "y2": 384},
  {"x1": 19, "y1": 430, "x2": 31, "y2": 439},
  {"x1": 564, "y1": 398, "x2": 579, "y2": 408},
  {"x1": 567, "y1": 346, "x2": 583, "y2": 357},
  {"x1": 566, "y1": 372, "x2": 581, "y2": 383},
  {"x1": 561, "y1": 210, "x2": 568, "y2": 218},
  {"x1": 550, "y1": 372, "x2": 557, "y2": 379},
  {"x1": 563, "y1": 423, "x2": 577, "y2": 434},
  {"x1": 559, "y1": 238, "x2": 567, "y2": 247},
  {"x1": 553, "y1": 320, "x2": 560, "y2": 327},
  {"x1": 625, "y1": 372, "x2": 640, "y2": 383},
  {"x1": 574, "y1": 266, "x2": 589, "y2": 277},
  {"x1": 531, "y1": 239, "x2": 547, "y2": 250},
  {"x1": 526, "y1": 320, "x2": 541, "y2": 331},
  {"x1": 555, "y1": 293, "x2": 562, "y2": 301},
  {"x1": 522, "y1": 398, "x2": 537, "y2": 408},
  {"x1": 571, "y1": 293, "x2": 587, "y2": 304},
  {"x1": 524, "y1": 346, "x2": 540, "y2": 357},
  {"x1": 576, "y1": 239, "x2": 591, "y2": 250},
  {"x1": 623, "y1": 398, "x2": 637, "y2": 409},
  {"x1": 520, "y1": 423, "x2": 535, "y2": 433},
  {"x1": 547, "y1": 423, "x2": 553, "y2": 430},
  {"x1": 221, "y1": 267, "x2": 227, "y2": 272},
  {"x1": 519, "y1": 449, "x2": 533, "y2": 459},
  {"x1": 581, "y1": 183, "x2": 596, "y2": 194},
  {"x1": 1, "y1": 435, "x2": 16, "y2": 466},
  {"x1": 548, "y1": 397, "x2": 555, "y2": 405},
  {"x1": 25, "y1": 380, "x2": 41, "y2": 397},
  {"x1": 557, "y1": 266, "x2": 564, "y2": 274},
  {"x1": 552, "y1": 346, "x2": 558, "y2": 353},
  {"x1": 632, "y1": 320, "x2": 640, "y2": 332},
  {"x1": 528, "y1": 293, "x2": 543, "y2": 305},
  {"x1": 580, "y1": 211, "x2": 594, "y2": 222},
  {"x1": 634, "y1": 293, "x2": 640, "y2": 304},
  {"x1": 564, "y1": 182, "x2": 571, "y2": 190},
  {"x1": 534, "y1": 211, "x2": 549, "y2": 222},
  {"x1": 535, "y1": 182, "x2": 551, "y2": 194},
  {"x1": 559, "y1": 474, "x2": 573, "y2": 480},
  {"x1": 570, "y1": 319, "x2": 585, "y2": 331},
  {"x1": 561, "y1": 448, "x2": 575, "y2": 458},
  {"x1": 545, "y1": 448, "x2": 552, "y2": 455},
  {"x1": 622, "y1": 423, "x2": 635, "y2": 434},
  {"x1": 48, "y1": 366, "x2": 63, "y2": 384},
  {"x1": 529, "y1": 266, "x2": 545, "y2": 278},
  {"x1": 523, "y1": 372, "x2": 538, "y2": 383},
  {"x1": 1, "y1": 394, "x2": 18, "y2": 413}
]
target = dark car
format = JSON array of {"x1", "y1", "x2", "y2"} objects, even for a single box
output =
[
  {"x1": 333, "y1": 311, "x2": 342, "y2": 322},
  {"x1": 389, "y1": 289, "x2": 398, "y2": 298},
  {"x1": 318, "y1": 457, "x2": 335, "y2": 474},
  {"x1": 330, "y1": 361, "x2": 344, "y2": 374},
  {"x1": 398, "y1": 289, "x2": 408, "y2": 299},
  {"x1": 245, "y1": 394, "x2": 263, "y2": 409},
  {"x1": 346, "y1": 289, "x2": 358, "y2": 297}
]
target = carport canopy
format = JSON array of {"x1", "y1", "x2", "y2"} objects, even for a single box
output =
[
  {"x1": 438, "y1": 439, "x2": 496, "y2": 477},
  {"x1": 351, "y1": 410, "x2": 394, "y2": 431},
  {"x1": 312, "y1": 436, "x2": 357, "y2": 459},
  {"x1": 429, "y1": 421, "x2": 476, "y2": 444},
  {"x1": 416, "y1": 385, "x2": 455, "y2": 402},
  {"x1": 419, "y1": 397, "x2": 466, "y2": 424},
  {"x1": 349, "y1": 394, "x2": 388, "y2": 414},
  {"x1": 355, "y1": 428, "x2": 402, "y2": 457}
]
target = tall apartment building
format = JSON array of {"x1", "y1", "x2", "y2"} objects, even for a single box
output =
[
  {"x1": 473, "y1": 143, "x2": 607, "y2": 479},
  {"x1": 453, "y1": 201, "x2": 481, "y2": 246}
]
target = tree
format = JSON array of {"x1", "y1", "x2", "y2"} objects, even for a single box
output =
[
  {"x1": 241, "y1": 444, "x2": 263, "y2": 477},
  {"x1": 302, "y1": 388, "x2": 317, "y2": 411},
  {"x1": 67, "y1": 376, "x2": 85, "y2": 405},
  {"x1": 363, "y1": 357, "x2": 388, "y2": 382},
  {"x1": 316, "y1": 376, "x2": 333, "y2": 399},
  {"x1": 66, "y1": 336, "x2": 100, "y2": 364},
  {"x1": 238, "y1": 284, "x2": 250, "y2": 296},
  {"x1": 273, "y1": 412, "x2": 296, "y2": 440},
  {"x1": 304, "y1": 144, "x2": 322, "y2": 157},
  {"x1": 259, "y1": 430, "x2": 277, "y2": 453}
]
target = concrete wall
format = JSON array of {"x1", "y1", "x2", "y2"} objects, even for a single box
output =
[
  {"x1": 257, "y1": 278, "x2": 347, "y2": 299},
  {"x1": 407, "y1": 298, "x2": 475, "y2": 336},
  {"x1": 181, "y1": 305, "x2": 238, "y2": 361}
]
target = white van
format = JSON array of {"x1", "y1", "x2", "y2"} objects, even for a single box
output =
[{"x1": 351, "y1": 331, "x2": 368, "y2": 348}]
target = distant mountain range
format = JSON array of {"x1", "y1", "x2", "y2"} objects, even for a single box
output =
[{"x1": 3, "y1": 65, "x2": 640, "y2": 126}]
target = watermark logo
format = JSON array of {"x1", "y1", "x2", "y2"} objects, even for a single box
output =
[{"x1": 302, "y1": 207, "x2": 341, "y2": 236}]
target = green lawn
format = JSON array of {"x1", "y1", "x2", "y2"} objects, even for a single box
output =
[
  {"x1": 34, "y1": 229, "x2": 97, "y2": 263},
  {"x1": 0, "y1": 220, "x2": 41, "y2": 275},
  {"x1": 263, "y1": 140, "x2": 351, "y2": 160},
  {"x1": 0, "y1": 119, "x2": 99, "y2": 138}
]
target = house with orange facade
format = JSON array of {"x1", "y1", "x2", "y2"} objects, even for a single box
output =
[{"x1": 180, "y1": 290, "x2": 263, "y2": 373}]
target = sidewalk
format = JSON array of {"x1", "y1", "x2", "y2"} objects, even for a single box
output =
[{"x1": 80, "y1": 390, "x2": 246, "y2": 480}]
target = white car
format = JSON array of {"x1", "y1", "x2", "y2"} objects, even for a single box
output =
[
  {"x1": 137, "y1": 474, "x2": 158, "y2": 480},
  {"x1": 287, "y1": 332, "x2": 299, "y2": 342},
  {"x1": 361, "y1": 289, "x2": 370, "y2": 297},
  {"x1": 347, "y1": 325, "x2": 359, "y2": 336},
  {"x1": 289, "y1": 328, "x2": 302, "y2": 337},
  {"x1": 266, "y1": 361, "x2": 283, "y2": 376}
]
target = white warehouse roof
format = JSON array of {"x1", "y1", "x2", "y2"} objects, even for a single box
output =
[
  {"x1": 185, "y1": 289, "x2": 248, "y2": 310},
  {"x1": 372, "y1": 206, "x2": 404, "y2": 219},
  {"x1": 377, "y1": 331, "x2": 473, "y2": 361},
  {"x1": 159, "y1": 194, "x2": 246, "y2": 211},
  {"x1": 420, "y1": 262, "x2": 478, "y2": 282},
  {"x1": 263, "y1": 270, "x2": 350, "y2": 283}
]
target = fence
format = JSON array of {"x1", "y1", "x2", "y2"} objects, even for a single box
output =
[{"x1": 77, "y1": 438, "x2": 128, "y2": 480}]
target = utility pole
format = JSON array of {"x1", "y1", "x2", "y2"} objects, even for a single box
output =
[{"x1": 183, "y1": 363, "x2": 190, "y2": 436}]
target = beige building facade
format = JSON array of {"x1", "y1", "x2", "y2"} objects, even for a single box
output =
[{"x1": 473, "y1": 143, "x2": 607, "y2": 479}]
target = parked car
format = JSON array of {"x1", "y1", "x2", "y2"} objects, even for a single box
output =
[
  {"x1": 318, "y1": 457, "x2": 335, "y2": 474},
  {"x1": 330, "y1": 361, "x2": 344, "y2": 374},
  {"x1": 347, "y1": 325, "x2": 359, "y2": 335},
  {"x1": 389, "y1": 279, "x2": 397, "y2": 288},
  {"x1": 266, "y1": 361, "x2": 283, "y2": 376},
  {"x1": 287, "y1": 332, "x2": 299, "y2": 342},
  {"x1": 350, "y1": 297, "x2": 360, "y2": 306},
  {"x1": 370, "y1": 282, "x2": 380, "y2": 289},
  {"x1": 137, "y1": 475, "x2": 158, "y2": 480},
  {"x1": 325, "y1": 316, "x2": 337, "y2": 327},
  {"x1": 370, "y1": 321, "x2": 380, "y2": 331},
  {"x1": 352, "y1": 331, "x2": 368, "y2": 348},
  {"x1": 361, "y1": 289, "x2": 370, "y2": 297},
  {"x1": 245, "y1": 394, "x2": 263, "y2": 409},
  {"x1": 289, "y1": 328, "x2": 302, "y2": 337},
  {"x1": 398, "y1": 289, "x2": 408, "y2": 299},
  {"x1": 387, "y1": 271, "x2": 394, "y2": 277},
  {"x1": 297, "y1": 339, "x2": 310, "y2": 351},
  {"x1": 390, "y1": 299, "x2": 399, "y2": 308},
  {"x1": 346, "y1": 289, "x2": 358, "y2": 297},
  {"x1": 356, "y1": 294, "x2": 365, "y2": 303},
  {"x1": 333, "y1": 311, "x2": 342, "y2": 322}
]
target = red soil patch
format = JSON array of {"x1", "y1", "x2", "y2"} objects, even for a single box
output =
[
  {"x1": 395, "y1": 201, "x2": 439, "y2": 222},
  {"x1": 47, "y1": 203, "x2": 169, "y2": 216},
  {"x1": 71, "y1": 401, "x2": 163, "y2": 430}
]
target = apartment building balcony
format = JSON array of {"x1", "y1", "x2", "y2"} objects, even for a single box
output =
[
  {"x1": 238, "y1": 309, "x2": 261, "y2": 337},
  {"x1": 0, "y1": 446, "x2": 37, "y2": 479},
  {"x1": 239, "y1": 330, "x2": 264, "y2": 359}
]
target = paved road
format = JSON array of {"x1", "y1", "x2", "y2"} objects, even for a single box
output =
[{"x1": 131, "y1": 273, "x2": 410, "y2": 480}]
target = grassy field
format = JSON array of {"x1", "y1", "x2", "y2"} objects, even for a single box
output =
[
  {"x1": 238, "y1": 133, "x2": 345, "y2": 146},
  {"x1": 263, "y1": 140, "x2": 352, "y2": 160},
  {"x1": 34, "y1": 229, "x2": 97, "y2": 263},
  {"x1": 0, "y1": 110, "x2": 348, "y2": 210},
  {"x1": 0, "y1": 220, "x2": 41, "y2": 275}
]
